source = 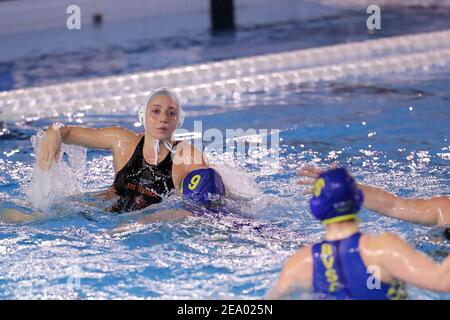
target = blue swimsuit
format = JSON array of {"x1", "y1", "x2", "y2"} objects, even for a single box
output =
[{"x1": 312, "y1": 232, "x2": 407, "y2": 300}]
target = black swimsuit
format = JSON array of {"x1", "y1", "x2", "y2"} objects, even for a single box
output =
[{"x1": 112, "y1": 136, "x2": 179, "y2": 212}]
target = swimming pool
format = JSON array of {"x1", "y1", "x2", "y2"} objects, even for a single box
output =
[{"x1": 0, "y1": 5, "x2": 449, "y2": 299}]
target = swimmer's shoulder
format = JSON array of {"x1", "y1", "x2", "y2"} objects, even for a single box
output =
[
  {"x1": 171, "y1": 140, "x2": 208, "y2": 187},
  {"x1": 359, "y1": 232, "x2": 401, "y2": 283},
  {"x1": 266, "y1": 246, "x2": 313, "y2": 299},
  {"x1": 290, "y1": 245, "x2": 313, "y2": 265},
  {"x1": 359, "y1": 233, "x2": 379, "y2": 257},
  {"x1": 108, "y1": 126, "x2": 140, "y2": 140},
  {"x1": 107, "y1": 127, "x2": 141, "y2": 170},
  {"x1": 360, "y1": 232, "x2": 410, "y2": 262},
  {"x1": 282, "y1": 245, "x2": 313, "y2": 288},
  {"x1": 173, "y1": 140, "x2": 207, "y2": 166},
  {"x1": 283, "y1": 246, "x2": 313, "y2": 278},
  {"x1": 107, "y1": 126, "x2": 141, "y2": 148},
  {"x1": 360, "y1": 232, "x2": 401, "y2": 249}
]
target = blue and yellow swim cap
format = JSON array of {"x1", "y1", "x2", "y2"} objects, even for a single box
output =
[
  {"x1": 309, "y1": 167, "x2": 363, "y2": 225},
  {"x1": 181, "y1": 168, "x2": 225, "y2": 206}
]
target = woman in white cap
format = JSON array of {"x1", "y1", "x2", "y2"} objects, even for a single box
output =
[{"x1": 37, "y1": 87, "x2": 207, "y2": 212}]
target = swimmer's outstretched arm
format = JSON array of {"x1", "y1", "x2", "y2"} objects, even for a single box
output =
[
  {"x1": 373, "y1": 232, "x2": 450, "y2": 292},
  {"x1": 111, "y1": 209, "x2": 193, "y2": 234},
  {"x1": 266, "y1": 247, "x2": 312, "y2": 299},
  {"x1": 0, "y1": 208, "x2": 44, "y2": 224},
  {"x1": 297, "y1": 165, "x2": 450, "y2": 227},
  {"x1": 38, "y1": 123, "x2": 138, "y2": 171},
  {"x1": 137, "y1": 209, "x2": 193, "y2": 224},
  {"x1": 358, "y1": 185, "x2": 450, "y2": 227}
]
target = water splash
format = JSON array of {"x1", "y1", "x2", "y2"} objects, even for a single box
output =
[
  {"x1": 211, "y1": 163, "x2": 261, "y2": 200},
  {"x1": 24, "y1": 129, "x2": 87, "y2": 212}
]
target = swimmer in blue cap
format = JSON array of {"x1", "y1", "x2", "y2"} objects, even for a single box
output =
[
  {"x1": 122, "y1": 167, "x2": 227, "y2": 225},
  {"x1": 298, "y1": 165, "x2": 450, "y2": 238},
  {"x1": 267, "y1": 167, "x2": 450, "y2": 300},
  {"x1": 127, "y1": 167, "x2": 297, "y2": 240},
  {"x1": 180, "y1": 167, "x2": 226, "y2": 212}
]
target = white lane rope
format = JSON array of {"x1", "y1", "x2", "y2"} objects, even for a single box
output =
[{"x1": 1, "y1": 29, "x2": 450, "y2": 121}]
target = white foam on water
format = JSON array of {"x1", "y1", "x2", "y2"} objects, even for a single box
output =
[
  {"x1": 211, "y1": 163, "x2": 260, "y2": 199},
  {"x1": 210, "y1": 163, "x2": 282, "y2": 216},
  {"x1": 24, "y1": 130, "x2": 87, "y2": 212}
]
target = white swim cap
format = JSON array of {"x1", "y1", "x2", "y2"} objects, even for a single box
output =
[{"x1": 138, "y1": 87, "x2": 185, "y2": 128}]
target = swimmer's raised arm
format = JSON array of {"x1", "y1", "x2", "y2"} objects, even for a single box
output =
[
  {"x1": 58, "y1": 125, "x2": 135, "y2": 149},
  {"x1": 358, "y1": 185, "x2": 450, "y2": 227},
  {"x1": 266, "y1": 247, "x2": 312, "y2": 299},
  {"x1": 374, "y1": 232, "x2": 450, "y2": 292},
  {"x1": 38, "y1": 123, "x2": 138, "y2": 171},
  {"x1": 296, "y1": 165, "x2": 450, "y2": 227}
]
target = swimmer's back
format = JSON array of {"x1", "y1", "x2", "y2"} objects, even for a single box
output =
[
  {"x1": 312, "y1": 232, "x2": 407, "y2": 300},
  {"x1": 282, "y1": 232, "x2": 408, "y2": 299}
]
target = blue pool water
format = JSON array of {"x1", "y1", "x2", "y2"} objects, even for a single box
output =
[{"x1": 0, "y1": 5, "x2": 449, "y2": 299}]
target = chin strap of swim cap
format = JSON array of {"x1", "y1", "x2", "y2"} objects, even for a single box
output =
[{"x1": 152, "y1": 139, "x2": 177, "y2": 165}]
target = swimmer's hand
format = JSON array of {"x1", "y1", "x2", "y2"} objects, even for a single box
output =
[
  {"x1": 37, "y1": 123, "x2": 63, "y2": 170},
  {"x1": 295, "y1": 165, "x2": 335, "y2": 194}
]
